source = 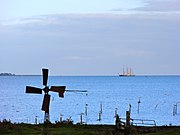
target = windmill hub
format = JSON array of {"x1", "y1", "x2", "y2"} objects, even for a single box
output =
[{"x1": 44, "y1": 86, "x2": 49, "y2": 94}]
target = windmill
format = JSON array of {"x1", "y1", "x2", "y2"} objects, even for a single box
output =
[{"x1": 26, "y1": 68, "x2": 87, "y2": 123}]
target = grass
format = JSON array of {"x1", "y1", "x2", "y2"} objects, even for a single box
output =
[
  {"x1": 141, "y1": 126, "x2": 180, "y2": 135},
  {"x1": 0, "y1": 120, "x2": 180, "y2": 135}
]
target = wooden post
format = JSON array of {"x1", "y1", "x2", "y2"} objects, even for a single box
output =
[{"x1": 126, "y1": 111, "x2": 130, "y2": 127}]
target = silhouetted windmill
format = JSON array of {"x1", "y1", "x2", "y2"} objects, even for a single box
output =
[{"x1": 26, "y1": 68, "x2": 87, "y2": 123}]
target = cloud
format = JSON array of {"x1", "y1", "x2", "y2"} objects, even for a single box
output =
[
  {"x1": 133, "y1": 0, "x2": 180, "y2": 12},
  {"x1": 0, "y1": 13, "x2": 180, "y2": 75},
  {"x1": 63, "y1": 56, "x2": 88, "y2": 61}
]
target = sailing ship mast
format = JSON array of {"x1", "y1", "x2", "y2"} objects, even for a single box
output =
[
  {"x1": 123, "y1": 67, "x2": 125, "y2": 76},
  {"x1": 119, "y1": 66, "x2": 135, "y2": 76}
]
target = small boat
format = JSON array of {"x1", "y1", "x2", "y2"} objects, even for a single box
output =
[{"x1": 118, "y1": 67, "x2": 135, "y2": 77}]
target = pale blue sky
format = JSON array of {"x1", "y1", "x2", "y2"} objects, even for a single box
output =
[
  {"x1": 0, "y1": 0, "x2": 144, "y2": 20},
  {"x1": 0, "y1": 0, "x2": 180, "y2": 75}
]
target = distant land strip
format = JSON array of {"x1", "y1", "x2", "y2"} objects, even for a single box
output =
[{"x1": 0, "y1": 73, "x2": 15, "y2": 76}]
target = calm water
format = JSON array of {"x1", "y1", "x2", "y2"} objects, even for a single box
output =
[{"x1": 0, "y1": 75, "x2": 179, "y2": 126}]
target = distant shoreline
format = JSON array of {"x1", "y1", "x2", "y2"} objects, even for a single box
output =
[{"x1": 0, "y1": 73, "x2": 15, "y2": 76}]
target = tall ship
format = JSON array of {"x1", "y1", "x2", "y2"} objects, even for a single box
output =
[{"x1": 118, "y1": 67, "x2": 135, "y2": 77}]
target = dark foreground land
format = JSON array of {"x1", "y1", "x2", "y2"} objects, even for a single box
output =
[{"x1": 0, "y1": 121, "x2": 180, "y2": 135}]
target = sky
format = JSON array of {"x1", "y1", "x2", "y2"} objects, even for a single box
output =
[{"x1": 0, "y1": 0, "x2": 180, "y2": 75}]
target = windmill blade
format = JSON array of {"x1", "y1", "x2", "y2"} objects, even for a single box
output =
[
  {"x1": 66, "y1": 90, "x2": 87, "y2": 93},
  {"x1": 26, "y1": 86, "x2": 42, "y2": 94},
  {"x1": 42, "y1": 68, "x2": 48, "y2": 86},
  {"x1": 50, "y1": 86, "x2": 66, "y2": 92},
  {"x1": 42, "y1": 94, "x2": 51, "y2": 112},
  {"x1": 50, "y1": 86, "x2": 66, "y2": 98}
]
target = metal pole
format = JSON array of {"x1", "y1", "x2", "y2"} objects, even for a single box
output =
[
  {"x1": 35, "y1": 116, "x2": 38, "y2": 125},
  {"x1": 85, "y1": 104, "x2": 88, "y2": 124},
  {"x1": 100, "y1": 101, "x2": 102, "y2": 114},
  {"x1": 85, "y1": 104, "x2": 88, "y2": 116},
  {"x1": 129, "y1": 104, "x2": 131, "y2": 115},
  {"x1": 80, "y1": 113, "x2": 83, "y2": 125},
  {"x1": 44, "y1": 111, "x2": 50, "y2": 122},
  {"x1": 115, "y1": 108, "x2": 118, "y2": 117},
  {"x1": 98, "y1": 111, "x2": 102, "y2": 121},
  {"x1": 138, "y1": 98, "x2": 141, "y2": 114},
  {"x1": 60, "y1": 114, "x2": 63, "y2": 122}
]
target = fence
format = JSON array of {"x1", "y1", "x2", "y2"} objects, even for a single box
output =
[{"x1": 121, "y1": 118, "x2": 156, "y2": 127}]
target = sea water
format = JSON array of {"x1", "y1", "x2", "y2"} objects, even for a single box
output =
[{"x1": 0, "y1": 75, "x2": 179, "y2": 126}]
